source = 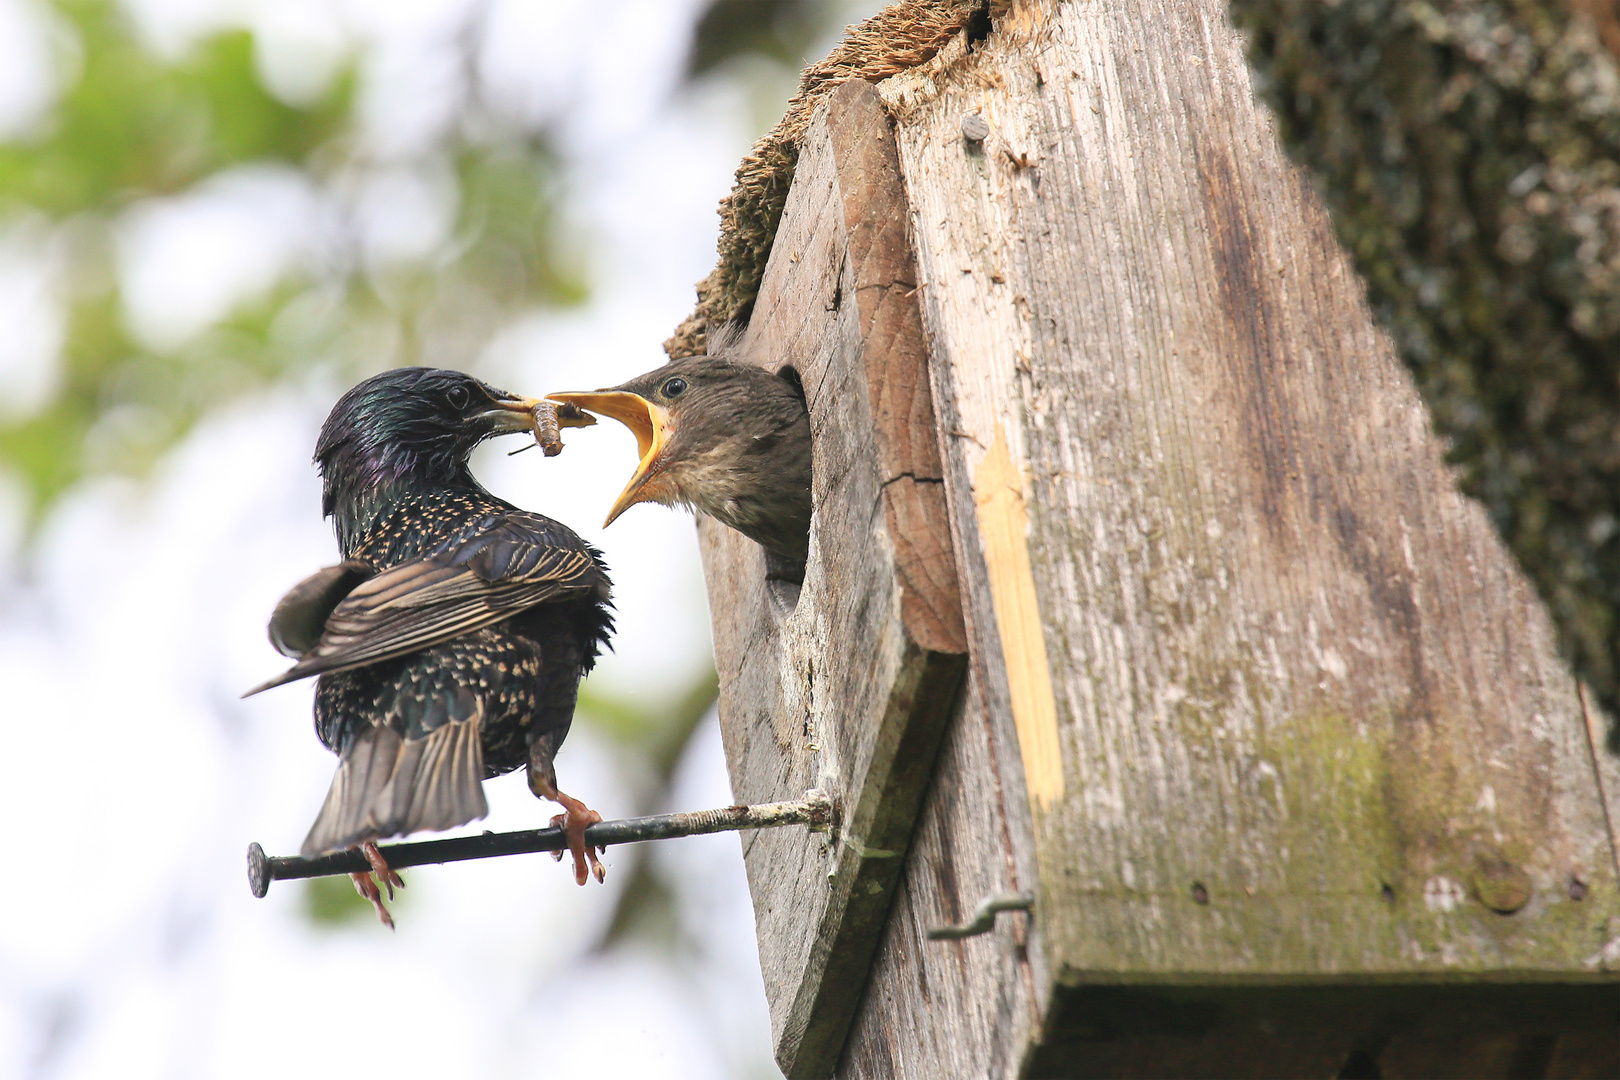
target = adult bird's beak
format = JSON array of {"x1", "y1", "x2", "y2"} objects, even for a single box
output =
[
  {"x1": 483, "y1": 394, "x2": 597, "y2": 435},
  {"x1": 544, "y1": 390, "x2": 673, "y2": 526}
]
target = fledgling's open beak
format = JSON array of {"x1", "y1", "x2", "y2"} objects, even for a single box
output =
[{"x1": 544, "y1": 390, "x2": 673, "y2": 526}]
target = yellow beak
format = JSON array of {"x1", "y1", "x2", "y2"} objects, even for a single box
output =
[{"x1": 545, "y1": 390, "x2": 673, "y2": 526}]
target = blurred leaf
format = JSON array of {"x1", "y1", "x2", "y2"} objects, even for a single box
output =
[
  {"x1": 0, "y1": 3, "x2": 352, "y2": 216},
  {"x1": 303, "y1": 871, "x2": 408, "y2": 927},
  {"x1": 0, "y1": 288, "x2": 129, "y2": 511},
  {"x1": 453, "y1": 143, "x2": 587, "y2": 309},
  {"x1": 0, "y1": 1, "x2": 583, "y2": 522},
  {"x1": 0, "y1": 401, "x2": 88, "y2": 512},
  {"x1": 0, "y1": 1, "x2": 354, "y2": 516},
  {"x1": 686, "y1": 0, "x2": 833, "y2": 79},
  {"x1": 579, "y1": 663, "x2": 718, "y2": 777}
]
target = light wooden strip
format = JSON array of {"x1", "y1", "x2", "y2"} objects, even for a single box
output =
[{"x1": 973, "y1": 423, "x2": 1063, "y2": 810}]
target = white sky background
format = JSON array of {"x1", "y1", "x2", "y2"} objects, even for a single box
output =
[{"x1": 0, "y1": 1, "x2": 880, "y2": 1078}]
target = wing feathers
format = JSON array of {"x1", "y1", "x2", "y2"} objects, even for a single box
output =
[
  {"x1": 245, "y1": 515, "x2": 602, "y2": 697},
  {"x1": 266, "y1": 561, "x2": 374, "y2": 659}
]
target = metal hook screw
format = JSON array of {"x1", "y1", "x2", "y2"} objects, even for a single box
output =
[{"x1": 927, "y1": 891, "x2": 1034, "y2": 940}]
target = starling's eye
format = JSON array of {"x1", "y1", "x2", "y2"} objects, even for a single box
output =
[
  {"x1": 661, "y1": 377, "x2": 688, "y2": 399},
  {"x1": 446, "y1": 384, "x2": 470, "y2": 410}
]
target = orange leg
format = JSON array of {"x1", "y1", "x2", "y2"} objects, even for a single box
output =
[
  {"x1": 547, "y1": 791, "x2": 606, "y2": 886},
  {"x1": 350, "y1": 871, "x2": 395, "y2": 929},
  {"x1": 362, "y1": 841, "x2": 406, "y2": 898}
]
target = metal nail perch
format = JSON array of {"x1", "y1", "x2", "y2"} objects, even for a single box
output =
[
  {"x1": 247, "y1": 791, "x2": 834, "y2": 898},
  {"x1": 927, "y1": 891, "x2": 1035, "y2": 940}
]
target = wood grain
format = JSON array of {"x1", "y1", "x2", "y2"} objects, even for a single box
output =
[
  {"x1": 838, "y1": 666, "x2": 1048, "y2": 1080},
  {"x1": 698, "y1": 80, "x2": 968, "y2": 1078},
  {"x1": 851, "y1": 0, "x2": 1617, "y2": 1073},
  {"x1": 824, "y1": 79, "x2": 967, "y2": 658},
  {"x1": 887, "y1": 0, "x2": 1619, "y2": 981},
  {"x1": 973, "y1": 422, "x2": 1064, "y2": 809}
]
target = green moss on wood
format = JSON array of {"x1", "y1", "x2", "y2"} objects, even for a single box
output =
[
  {"x1": 1232, "y1": 0, "x2": 1620, "y2": 748},
  {"x1": 1045, "y1": 699, "x2": 1613, "y2": 974}
]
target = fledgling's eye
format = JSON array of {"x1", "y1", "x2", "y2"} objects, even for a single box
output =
[
  {"x1": 446, "y1": 384, "x2": 470, "y2": 410},
  {"x1": 661, "y1": 376, "x2": 688, "y2": 399}
]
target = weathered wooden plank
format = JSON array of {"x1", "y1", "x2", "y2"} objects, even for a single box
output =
[
  {"x1": 885, "y1": 0, "x2": 1619, "y2": 981},
  {"x1": 817, "y1": 0, "x2": 1620, "y2": 1073},
  {"x1": 698, "y1": 80, "x2": 969, "y2": 1078},
  {"x1": 695, "y1": 1, "x2": 1619, "y2": 1074},
  {"x1": 825, "y1": 83, "x2": 967, "y2": 658},
  {"x1": 838, "y1": 668, "x2": 1048, "y2": 1080}
]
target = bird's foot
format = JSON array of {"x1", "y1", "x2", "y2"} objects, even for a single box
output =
[
  {"x1": 549, "y1": 797, "x2": 605, "y2": 885},
  {"x1": 361, "y1": 841, "x2": 406, "y2": 899},
  {"x1": 347, "y1": 841, "x2": 404, "y2": 927},
  {"x1": 350, "y1": 871, "x2": 396, "y2": 930}
]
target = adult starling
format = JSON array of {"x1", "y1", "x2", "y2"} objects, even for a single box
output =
[
  {"x1": 246, "y1": 367, "x2": 614, "y2": 925},
  {"x1": 547, "y1": 355, "x2": 813, "y2": 561}
]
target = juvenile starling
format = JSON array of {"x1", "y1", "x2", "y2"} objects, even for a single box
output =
[
  {"x1": 246, "y1": 367, "x2": 614, "y2": 924},
  {"x1": 547, "y1": 355, "x2": 812, "y2": 561}
]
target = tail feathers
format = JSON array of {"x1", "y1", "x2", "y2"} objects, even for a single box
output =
[{"x1": 301, "y1": 713, "x2": 488, "y2": 858}]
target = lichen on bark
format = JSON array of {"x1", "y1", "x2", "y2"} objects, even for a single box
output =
[{"x1": 1233, "y1": 0, "x2": 1620, "y2": 748}]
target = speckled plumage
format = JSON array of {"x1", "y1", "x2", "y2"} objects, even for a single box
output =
[{"x1": 248, "y1": 368, "x2": 612, "y2": 873}]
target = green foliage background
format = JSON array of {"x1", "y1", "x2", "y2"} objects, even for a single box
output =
[
  {"x1": 0, "y1": 0, "x2": 852, "y2": 946},
  {"x1": 0, "y1": 0, "x2": 585, "y2": 518}
]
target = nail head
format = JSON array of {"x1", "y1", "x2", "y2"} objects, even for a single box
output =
[
  {"x1": 1473, "y1": 855, "x2": 1532, "y2": 914},
  {"x1": 248, "y1": 842, "x2": 271, "y2": 899}
]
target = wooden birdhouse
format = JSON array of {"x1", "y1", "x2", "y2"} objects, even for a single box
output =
[{"x1": 688, "y1": 2, "x2": 1620, "y2": 1076}]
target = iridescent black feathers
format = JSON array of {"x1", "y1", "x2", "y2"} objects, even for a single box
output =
[{"x1": 250, "y1": 368, "x2": 613, "y2": 871}]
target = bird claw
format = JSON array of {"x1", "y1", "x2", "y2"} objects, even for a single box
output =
[
  {"x1": 361, "y1": 841, "x2": 406, "y2": 900},
  {"x1": 347, "y1": 842, "x2": 404, "y2": 927},
  {"x1": 549, "y1": 809, "x2": 606, "y2": 885},
  {"x1": 350, "y1": 871, "x2": 396, "y2": 930}
]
